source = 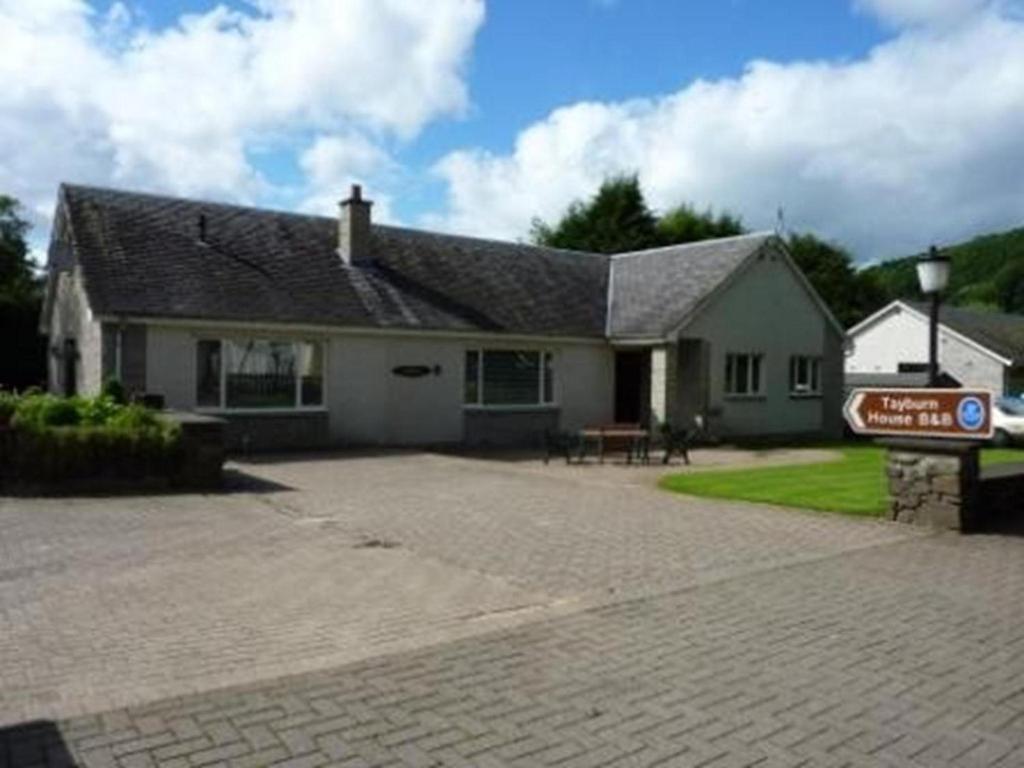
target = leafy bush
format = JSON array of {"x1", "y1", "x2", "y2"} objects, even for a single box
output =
[
  {"x1": 101, "y1": 377, "x2": 127, "y2": 405},
  {"x1": 0, "y1": 391, "x2": 185, "y2": 489},
  {"x1": 0, "y1": 390, "x2": 16, "y2": 427},
  {"x1": 12, "y1": 393, "x2": 81, "y2": 429}
]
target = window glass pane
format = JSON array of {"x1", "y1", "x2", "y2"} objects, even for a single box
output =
[
  {"x1": 810, "y1": 359, "x2": 820, "y2": 392},
  {"x1": 299, "y1": 342, "x2": 323, "y2": 406},
  {"x1": 735, "y1": 355, "x2": 749, "y2": 394},
  {"x1": 464, "y1": 351, "x2": 480, "y2": 404},
  {"x1": 482, "y1": 350, "x2": 540, "y2": 405},
  {"x1": 226, "y1": 339, "x2": 297, "y2": 409},
  {"x1": 543, "y1": 352, "x2": 554, "y2": 403},
  {"x1": 751, "y1": 355, "x2": 762, "y2": 393},
  {"x1": 196, "y1": 340, "x2": 221, "y2": 407},
  {"x1": 726, "y1": 355, "x2": 735, "y2": 393}
]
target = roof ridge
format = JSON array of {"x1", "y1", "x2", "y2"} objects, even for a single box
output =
[
  {"x1": 61, "y1": 182, "x2": 337, "y2": 225},
  {"x1": 610, "y1": 231, "x2": 775, "y2": 260},
  {"x1": 373, "y1": 223, "x2": 608, "y2": 262}
]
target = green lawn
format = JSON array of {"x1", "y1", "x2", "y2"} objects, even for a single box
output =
[{"x1": 659, "y1": 445, "x2": 1024, "y2": 517}]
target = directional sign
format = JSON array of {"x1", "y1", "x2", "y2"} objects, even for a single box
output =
[{"x1": 843, "y1": 388, "x2": 994, "y2": 440}]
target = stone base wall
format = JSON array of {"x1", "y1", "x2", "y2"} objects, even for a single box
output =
[
  {"x1": 463, "y1": 409, "x2": 559, "y2": 448},
  {"x1": 223, "y1": 412, "x2": 329, "y2": 454},
  {"x1": 886, "y1": 442, "x2": 980, "y2": 531}
]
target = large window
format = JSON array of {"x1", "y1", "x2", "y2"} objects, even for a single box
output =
[
  {"x1": 789, "y1": 355, "x2": 822, "y2": 396},
  {"x1": 464, "y1": 349, "x2": 556, "y2": 407},
  {"x1": 196, "y1": 338, "x2": 325, "y2": 410},
  {"x1": 725, "y1": 352, "x2": 764, "y2": 396}
]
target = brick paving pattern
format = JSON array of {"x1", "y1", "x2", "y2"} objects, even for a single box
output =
[{"x1": 2, "y1": 451, "x2": 1023, "y2": 766}]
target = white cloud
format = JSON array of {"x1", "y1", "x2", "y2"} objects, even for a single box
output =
[
  {"x1": 433, "y1": 6, "x2": 1024, "y2": 259},
  {"x1": 0, "y1": 0, "x2": 483, "y2": 227},
  {"x1": 855, "y1": 0, "x2": 996, "y2": 27},
  {"x1": 297, "y1": 132, "x2": 398, "y2": 221}
]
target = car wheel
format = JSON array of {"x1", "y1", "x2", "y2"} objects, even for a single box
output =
[{"x1": 993, "y1": 429, "x2": 1012, "y2": 447}]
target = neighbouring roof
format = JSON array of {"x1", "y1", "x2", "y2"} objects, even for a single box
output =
[
  {"x1": 50, "y1": 184, "x2": 783, "y2": 341},
  {"x1": 608, "y1": 233, "x2": 775, "y2": 338},
  {"x1": 844, "y1": 371, "x2": 961, "y2": 392},
  {"x1": 903, "y1": 302, "x2": 1024, "y2": 365}
]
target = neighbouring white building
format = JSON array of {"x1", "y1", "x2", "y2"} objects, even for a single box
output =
[{"x1": 845, "y1": 300, "x2": 1024, "y2": 395}]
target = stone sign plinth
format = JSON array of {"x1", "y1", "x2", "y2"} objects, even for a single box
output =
[{"x1": 882, "y1": 438, "x2": 981, "y2": 532}]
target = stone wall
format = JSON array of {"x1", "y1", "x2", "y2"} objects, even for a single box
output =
[
  {"x1": 885, "y1": 441, "x2": 980, "y2": 531},
  {"x1": 463, "y1": 409, "x2": 559, "y2": 448},
  {"x1": 223, "y1": 412, "x2": 330, "y2": 453}
]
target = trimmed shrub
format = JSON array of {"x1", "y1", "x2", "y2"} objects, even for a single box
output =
[{"x1": 0, "y1": 391, "x2": 185, "y2": 491}]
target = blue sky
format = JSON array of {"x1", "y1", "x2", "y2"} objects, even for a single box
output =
[{"x1": 3, "y1": 0, "x2": 1024, "y2": 261}]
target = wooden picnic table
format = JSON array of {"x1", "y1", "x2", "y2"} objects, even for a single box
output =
[{"x1": 578, "y1": 423, "x2": 650, "y2": 464}]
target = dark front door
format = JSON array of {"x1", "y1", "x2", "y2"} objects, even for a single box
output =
[{"x1": 614, "y1": 351, "x2": 649, "y2": 424}]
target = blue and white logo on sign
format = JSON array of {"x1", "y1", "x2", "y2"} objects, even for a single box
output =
[{"x1": 957, "y1": 396, "x2": 986, "y2": 431}]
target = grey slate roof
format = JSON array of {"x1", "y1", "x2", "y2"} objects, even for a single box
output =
[
  {"x1": 55, "y1": 184, "x2": 609, "y2": 338},
  {"x1": 51, "y1": 184, "x2": 778, "y2": 341},
  {"x1": 608, "y1": 233, "x2": 773, "y2": 337},
  {"x1": 906, "y1": 302, "x2": 1024, "y2": 364}
]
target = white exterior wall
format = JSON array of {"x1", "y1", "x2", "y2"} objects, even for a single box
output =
[
  {"x1": 683, "y1": 252, "x2": 835, "y2": 437},
  {"x1": 48, "y1": 267, "x2": 104, "y2": 396},
  {"x1": 141, "y1": 324, "x2": 614, "y2": 445},
  {"x1": 846, "y1": 304, "x2": 1007, "y2": 393},
  {"x1": 146, "y1": 326, "x2": 199, "y2": 408}
]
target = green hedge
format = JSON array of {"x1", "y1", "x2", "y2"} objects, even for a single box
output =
[{"x1": 0, "y1": 391, "x2": 183, "y2": 490}]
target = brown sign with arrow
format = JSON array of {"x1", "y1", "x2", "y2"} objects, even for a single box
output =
[{"x1": 843, "y1": 388, "x2": 994, "y2": 440}]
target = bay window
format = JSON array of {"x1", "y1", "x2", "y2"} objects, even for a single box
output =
[
  {"x1": 464, "y1": 349, "x2": 556, "y2": 407},
  {"x1": 195, "y1": 338, "x2": 325, "y2": 410}
]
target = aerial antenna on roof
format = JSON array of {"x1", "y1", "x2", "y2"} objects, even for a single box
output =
[
  {"x1": 775, "y1": 206, "x2": 787, "y2": 237},
  {"x1": 198, "y1": 212, "x2": 208, "y2": 244}
]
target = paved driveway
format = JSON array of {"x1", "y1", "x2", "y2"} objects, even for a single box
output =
[{"x1": 3, "y1": 451, "x2": 1024, "y2": 766}]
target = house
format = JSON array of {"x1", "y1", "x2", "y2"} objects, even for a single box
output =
[
  {"x1": 846, "y1": 300, "x2": 1024, "y2": 395},
  {"x1": 41, "y1": 183, "x2": 844, "y2": 450}
]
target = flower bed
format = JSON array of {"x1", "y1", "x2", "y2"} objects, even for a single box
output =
[{"x1": 0, "y1": 389, "x2": 220, "y2": 493}]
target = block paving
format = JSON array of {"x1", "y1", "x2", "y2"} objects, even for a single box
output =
[{"x1": 2, "y1": 452, "x2": 1023, "y2": 766}]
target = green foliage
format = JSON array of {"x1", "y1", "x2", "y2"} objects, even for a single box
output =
[
  {"x1": 0, "y1": 195, "x2": 45, "y2": 390},
  {"x1": 0, "y1": 391, "x2": 182, "y2": 488},
  {"x1": 531, "y1": 175, "x2": 661, "y2": 254},
  {"x1": 786, "y1": 233, "x2": 889, "y2": 328},
  {"x1": 0, "y1": 390, "x2": 17, "y2": 427},
  {"x1": 101, "y1": 377, "x2": 128, "y2": 405},
  {"x1": 532, "y1": 175, "x2": 747, "y2": 254},
  {"x1": 0, "y1": 195, "x2": 37, "y2": 301},
  {"x1": 865, "y1": 226, "x2": 1024, "y2": 313},
  {"x1": 657, "y1": 204, "x2": 744, "y2": 244}
]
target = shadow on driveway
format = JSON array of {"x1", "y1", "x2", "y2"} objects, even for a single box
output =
[{"x1": 0, "y1": 720, "x2": 75, "y2": 767}]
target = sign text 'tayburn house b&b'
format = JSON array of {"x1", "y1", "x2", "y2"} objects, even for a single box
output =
[{"x1": 844, "y1": 388, "x2": 993, "y2": 440}]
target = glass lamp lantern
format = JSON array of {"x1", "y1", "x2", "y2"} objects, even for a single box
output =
[{"x1": 916, "y1": 246, "x2": 951, "y2": 295}]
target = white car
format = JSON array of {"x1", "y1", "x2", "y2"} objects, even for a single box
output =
[{"x1": 992, "y1": 397, "x2": 1024, "y2": 446}]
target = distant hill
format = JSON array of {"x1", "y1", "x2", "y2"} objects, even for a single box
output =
[{"x1": 864, "y1": 226, "x2": 1024, "y2": 314}]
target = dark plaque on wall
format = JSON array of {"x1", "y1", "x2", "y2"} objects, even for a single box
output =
[{"x1": 392, "y1": 365, "x2": 434, "y2": 378}]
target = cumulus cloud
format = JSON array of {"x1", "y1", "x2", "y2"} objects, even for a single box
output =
[
  {"x1": 855, "y1": 0, "x2": 996, "y2": 27},
  {"x1": 298, "y1": 132, "x2": 398, "y2": 221},
  {"x1": 433, "y1": 5, "x2": 1024, "y2": 259},
  {"x1": 0, "y1": 0, "x2": 483, "y2": 225}
]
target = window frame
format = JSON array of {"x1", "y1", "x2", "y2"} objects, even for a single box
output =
[
  {"x1": 789, "y1": 355, "x2": 822, "y2": 398},
  {"x1": 463, "y1": 348, "x2": 557, "y2": 409},
  {"x1": 724, "y1": 352, "x2": 766, "y2": 399},
  {"x1": 195, "y1": 337, "x2": 328, "y2": 414}
]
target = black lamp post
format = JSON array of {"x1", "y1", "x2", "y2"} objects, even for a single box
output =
[{"x1": 916, "y1": 245, "x2": 951, "y2": 387}]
